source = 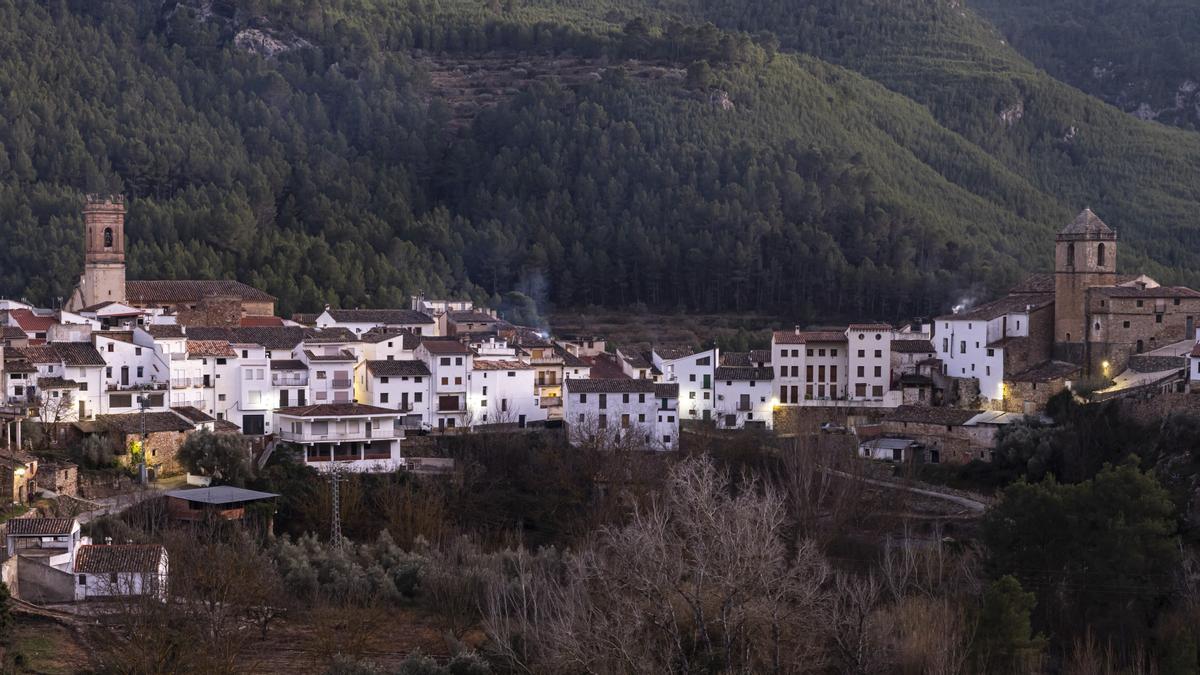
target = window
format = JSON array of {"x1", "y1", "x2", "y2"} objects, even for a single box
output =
[
  {"x1": 638, "y1": 413, "x2": 645, "y2": 422},
  {"x1": 316, "y1": 371, "x2": 327, "y2": 379},
  {"x1": 872, "y1": 385, "x2": 883, "y2": 397},
  {"x1": 873, "y1": 366, "x2": 881, "y2": 377},
  {"x1": 779, "y1": 366, "x2": 787, "y2": 377},
  {"x1": 856, "y1": 366, "x2": 865, "y2": 377},
  {"x1": 1137, "y1": 300, "x2": 1144, "y2": 308},
  {"x1": 818, "y1": 349, "x2": 826, "y2": 357},
  {"x1": 874, "y1": 350, "x2": 882, "y2": 358},
  {"x1": 579, "y1": 393, "x2": 587, "y2": 403},
  {"x1": 455, "y1": 357, "x2": 463, "y2": 366},
  {"x1": 986, "y1": 348, "x2": 994, "y2": 357},
  {"x1": 242, "y1": 350, "x2": 249, "y2": 358},
  {"x1": 414, "y1": 393, "x2": 423, "y2": 402},
  {"x1": 621, "y1": 414, "x2": 631, "y2": 428},
  {"x1": 1156, "y1": 314, "x2": 1163, "y2": 324},
  {"x1": 136, "y1": 366, "x2": 143, "y2": 378},
  {"x1": 455, "y1": 377, "x2": 462, "y2": 385},
  {"x1": 1174, "y1": 298, "x2": 1182, "y2": 306},
  {"x1": 664, "y1": 435, "x2": 671, "y2": 444},
  {"x1": 942, "y1": 338, "x2": 949, "y2": 353},
  {"x1": 440, "y1": 357, "x2": 451, "y2": 366},
  {"x1": 106, "y1": 367, "x2": 112, "y2": 378},
  {"x1": 103, "y1": 227, "x2": 113, "y2": 247},
  {"x1": 806, "y1": 349, "x2": 813, "y2": 357},
  {"x1": 986, "y1": 366, "x2": 991, "y2": 376},
  {"x1": 857, "y1": 350, "x2": 865, "y2": 358},
  {"x1": 381, "y1": 376, "x2": 389, "y2": 384},
  {"x1": 599, "y1": 394, "x2": 607, "y2": 409},
  {"x1": 831, "y1": 349, "x2": 838, "y2": 356},
  {"x1": 791, "y1": 366, "x2": 798, "y2": 377},
  {"x1": 638, "y1": 393, "x2": 645, "y2": 403},
  {"x1": 1123, "y1": 321, "x2": 1130, "y2": 328},
  {"x1": 1067, "y1": 242, "x2": 1075, "y2": 267},
  {"x1": 441, "y1": 377, "x2": 448, "y2": 385},
  {"x1": 622, "y1": 394, "x2": 630, "y2": 404},
  {"x1": 1097, "y1": 242, "x2": 1106, "y2": 267},
  {"x1": 106, "y1": 344, "x2": 114, "y2": 352},
  {"x1": 598, "y1": 414, "x2": 607, "y2": 429},
  {"x1": 507, "y1": 371, "x2": 515, "y2": 377},
  {"x1": 381, "y1": 393, "x2": 389, "y2": 403},
  {"x1": 959, "y1": 341, "x2": 966, "y2": 354},
  {"x1": 689, "y1": 391, "x2": 696, "y2": 399},
  {"x1": 791, "y1": 350, "x2": 799, "y2": 357},
  {"x1": 135, "y1": 347, "x2": 142, "y2": 356},
  {"x1": 780, "y1": 350, "x2": 787, "y2": 358},
  {"x1": 218, "y1": 394, "x2": 226, "y2": 401},
  {"x1": 1095, "y1": 322, "x2": 1101, "y2": 331},
  {"x1": 689, "y1": 374, "x2": 696, "y2": 382}
]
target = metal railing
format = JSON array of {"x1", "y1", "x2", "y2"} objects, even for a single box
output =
[
  {"x1": 332, "y1": 378, "x2": 353, "y2": 388},
  {"x1": 279, "y1": 429, "x2": 396, "y2": 443},
  {"x1": 272, "y1": 374, "x2": 309, "y2": 387},
  {"x1": 107, "y1": 381, "x2": 167, "y2": 392}
]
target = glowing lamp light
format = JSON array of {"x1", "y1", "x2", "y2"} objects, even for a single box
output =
[{"x1": 13, "y1": 467, "x2": 26, "y2": 478}]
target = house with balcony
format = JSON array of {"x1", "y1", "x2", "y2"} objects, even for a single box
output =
[
  {"x1": 519, "y1": 339, "x2": 567, "y2": 419},
  {"x1": 416, "y1": 340, "x2": 472, "y2": 431},
  {"x1": 468, "y1": 359, "x2": 542, "y2": 428},
  {"x1": 713, "y1": 365, "x2": 775, "y2": 430},
  {"x1": 274, "y1": 403, "x2": 403, "y2": 472},
  {"x1": 270, "y1": 360, "x2": 309, "y2": 408},
  {"x1": 359, "y1": 360, "x2": 430, "y2": 431},
  {"x1": 171, "y1": 340, "x2": 236, "y2": 423},
  {"x1": 9, "y1": 343, "x2": 106, "y2": 421},
  {"x1": 95, "y1": 329, "x2": 171, "y2": 414},
  {"x1": 302, "y1": 347, "x2": 356, "y2": 406},
  {"x1": 564, "y1": 378, "x2": 670, "y2": 450},
  {"x1": 652, "y1": 345, "x2": 717, "y2": 422}
]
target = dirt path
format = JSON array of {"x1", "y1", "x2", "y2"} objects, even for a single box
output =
[{"x1": 824, "y1": 468, "x2": 988, "y2": 513}]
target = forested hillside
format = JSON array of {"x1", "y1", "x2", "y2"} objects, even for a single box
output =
[
  {"x1": 1, "y1": 0, "x2": 1200, "y2": 321},
  {"x1": 972, "y1": 0, "x2": 1200, "y2": 129}
]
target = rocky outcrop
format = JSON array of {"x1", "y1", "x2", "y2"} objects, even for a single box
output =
[{"x1": 233, "y1": 28, "x2": 311, "y2": 58}]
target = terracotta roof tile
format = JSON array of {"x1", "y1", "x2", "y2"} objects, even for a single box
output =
[
  {"x1": 74, "y1": 544, "x2": 166, "y2": 574},
  {"x1": 7, "y1": 517, "x2": 75, "y2": 536},
  {"x1": 126, "y1": 279, "x2": 275, "y2": 304},
  {"x1": 366, "y1": 360, "x2": 431, "y2": 377},
  {"x1": 565, "y1": 378, "x2": 655, "y2": 394},
  {"x1": 275, "y1": 403, "x2": 396, "y2": 417},
  {"x1": 325, "y1": 309, "x2": 434, "y2": 325},
  {"x1": 186, "y1": 340, "x2": 236, "y2": 357}
]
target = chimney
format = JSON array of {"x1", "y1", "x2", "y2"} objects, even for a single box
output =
[{"x1": 794, "y1": 325, "x2": 800, "y2": 336}]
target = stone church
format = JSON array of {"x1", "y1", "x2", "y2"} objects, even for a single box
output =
[
  {"x1": 66, "y1": 195, "x2": 276, "y2": 323},
  {"x1": 1052, "y1": 209, "x2": 1200, "y2": 377}
]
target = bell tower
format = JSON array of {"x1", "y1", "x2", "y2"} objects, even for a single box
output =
[
  {"x1": 1054, "y1": 208, "x2": 1116, "y2": 360},
  {"x1": 78, "y1": 194, "x2": 127, "y2": 308}
]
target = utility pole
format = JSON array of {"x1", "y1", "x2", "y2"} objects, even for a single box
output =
[
  {"x1": 329, "y1": 461, "x2": 344, "y2": 548},
  {"x1": 137, "y1": 394, "x2": 149, "y2": 484}
]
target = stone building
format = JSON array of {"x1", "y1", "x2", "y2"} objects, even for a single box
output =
[{"x1": 66, "y1": 195, "x2": 276, "y2": 318}]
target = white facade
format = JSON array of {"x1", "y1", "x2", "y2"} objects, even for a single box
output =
[
  {"x1": 654, "y1": 384, "x2": 680, "y2": 449},
  {"x1": 468, "y1": 360, "x2": 544, "y2": 427},
  {"x1": 74, "y1": 545, "x2": 169, "y2": 602},
  {"x1": 417, "y1": 343, "x2": 472, "y2": 431},
  {"x1": 653, "y1": 348, "x2": 717, "y2": 422},
  {"x1": 713, "y1": 368, "x2": 775, "y2": 429},
  {"x1": 274, "y1": 404, "x2": 403, "y2": 472},
  {"x1": 315, "y1": 309, "x2": 438, "y2": 336},
  {"x1": 357, "y1": 360, "x2": 430, "y2": 431},
  {"x1": 934, "y1": 317, "x2": 1008, "y2": 405},
  {"x1": 303, "y1": 348, "x2": 356, "y2": 405},
  {"x1": 564, "y1": 379, "x2": 669, "y2": 450},
  {"x1": 847, "y1": 326, "x2": 894, "y2": 402}
]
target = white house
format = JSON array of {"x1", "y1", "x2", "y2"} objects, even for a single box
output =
[
  {"x1": 358, "y1": 360, "x2": 431, "y2": 431},
  {"x1": 315, "y1": 308, "x2": 437, "y2": 336},
  {"x1": 73, "y1": 543, "x2": 169, "y2": 601},
  {"x1": 933, "y1": 295, "x2": 1052, "y2": 407},
  {"x1": 846, "y1": 324, "x2": 895, "y2": 403},
  {"x1": 416, "y1": 340, "x2": 472, "y2": 431},
  {"x1": 1191, "y1": 343, "x2": 1200, "y2": 391},
  {"x1": 6, "y1": 517, "x2": 83, "y2": 570},
  {"x1": 13, "y1": 343, "x2": 106, "y2": 421},
  {"x1": 468, "y1": 359, "x2": 543, "y2": 427},
  {"x1": 302, "y1": 347, "x2": 356, "y2": 406},
  {"x1": 274, "y1": 402, "x2": 404, "y2": 472},
  {"x1": 652, "y1": 346, "x2": 717, "y2": 422},
  {"x1": 653, "y1": 382, "x2": 680, "y2": 450},
  {"x1": 563, "y1": 378, "x2": 668, "y2": 450},
  {"x1": 713, "y1": 365, "x2": 775, "y2": 429},
  {"x1": 358, "y1": 328, "x2": 419, "y2": 361},
  {"x1": 95, "y1": 329, "x2": 171, "y2": 414}
]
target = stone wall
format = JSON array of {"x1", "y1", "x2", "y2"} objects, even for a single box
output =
[
  {"x1": 35, "y1": 462, "x2": 78, "y2": 498},
  {"x1": 1117, "y1": 391, "x2": 1200, "y2": 426},
  {"x1": 15, "y1": 555, "x2": 75, "y2": 603},
  {"x1": 1005, "y1": 304, "x2": 1055, "y2": 375},
  {"x1": 1002, "y1": 377, "x2": 1070, "y2": 414},
  {"x1": 773, "y1": 405, "x2": 894, "y2": 436},
  {"x1": 176, "y1": 295, "x2": 243, "y2": 328},
  {"x1": 879, "y1": 420, "x2": 998, "y2": 464},
  {"x1": 116, "y1": 430, "x2": 189, "y2": 476}
]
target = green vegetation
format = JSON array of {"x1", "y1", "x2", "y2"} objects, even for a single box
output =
[
  {"x1": 973, "y1": 0, "x2": 1200, "y2": 130},
  {"x1": 1, "y1": 0, "x2": 1200, "y2": 322}
]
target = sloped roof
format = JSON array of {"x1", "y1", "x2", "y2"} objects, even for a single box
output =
[
  {"x1": 163, "y1": 486, "x2": 278, "y2": 505},
  {"x1": 419, "y1": 340, "x2": 470, "y2": 355},
  {"x1": 472, "y1": 359, "x2": 532, "y2": 370},
  {"x1": 187, "y1": 340, "x2": 236, "y2": 357},
  {"x1": 360, "y1": 328, "x2": 420, "y2": 347},
  {"x1": 146, "y1": 324, "x2": 185, "y2": 339},
  {"x1": 1092, "y1": 286, "x2": 1200, "y2": 299},
  {"x1": 38, "y1": 377, "x2": 81, "y2": 390},
  {"x1": 46, "y1": 343, "x2": 106, "y2": 367},
  {"x1": 9, "y1": 309, "x2": 55, "y2": 333},
  {"x1": 303, "y1": 349, "x2": 355, "y2": 362},
  {"x1": 91, "y1": 412, "x2": 194, "y2": 434},
  {"x1": 937, "y1": 294, "x2": 1054, "y2": 321},
  {"x1": 891, "y1": 339, "x2": 936, "y2": 354},
  {"x1": 126, "y1": 280, "x2": 275, "y2": 304},
  {"x1": 654, "y1": 382, "x2": 679, "y2": 398},
  {"x1": 74, "y1": 544, "x2": 166, "y2": 574},
  {"x1": 1058, "y1": 208, "x2": 1116, "y2": 239},
  {"x1": 269, "y1": 359, "x2": 307, "y2": 371},
  {"x1": 565, "y1": 378, "x2": 656, "y2": 394},
  {"x1": 1007, "y1": 361, "x2": 1081, "y2": 383},
  {"x1": 240, "y1": 316, "x2": 284, "y2": 327},
  {"x1": 325, "y1": 309, "x2": 434, "y2": 325},
  {"x1": 171, "y1": 406, "x2": 215, "y2": 424},
  {"x1": 366, "y1": 360, "x2": 431, "y2": 377},
  {"x1": 653, "y1": 344, "x2": 696, "y2": 361},
  {"x1": 715, "y1": 366, "x2": 774, "y2": 381},
  {"x1": 7, "y1": 517, "x2": 76, "y2": 536}
]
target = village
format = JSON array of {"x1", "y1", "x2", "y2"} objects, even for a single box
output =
[{"x1": 0, "y1": 195, "x2": 1198, "y2": 614}]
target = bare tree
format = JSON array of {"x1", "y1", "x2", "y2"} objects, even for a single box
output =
[
  {"x1": 485, "y1": 455, "x2": 833, "y2": 674},
  {"x1": 827, "y1": 572, "x2": 891, "y2": 675}
]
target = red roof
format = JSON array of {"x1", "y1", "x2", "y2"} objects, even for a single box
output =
[{"x1": 10, "y1": 309, "x2": 54, "y2": 333}]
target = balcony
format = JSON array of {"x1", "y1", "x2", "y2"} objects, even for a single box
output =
[
  {"x1": 171, "y1": 378, "x2": 193, "y2": 389},
  {"x1": 332, "y1": 378, "x2": 353, "y2": 389},
  {"x1": 736, "y1": 402, "x2": 753, "y2": 412},
  {"x1": 529, "y1": 356, "x2": 564, "y2": 366},
  {"x1": 272, "y1": 374, "x2": 309, "y2": 387},
  {"x1": 279, "y1": 428, "x2": 397, "y2": 443},
  {"x1": 170, "y1": 353, "x2": 188, "y2": 361},
  {"x1": 107, "y1": 381, "x2": 168, "y2": 392},
  {"x1": 436, "y1": 404, "x2": 466, "y2": 413},
  {"x1": 540, "y1": 396, "x2": 562, "y2": 408}
]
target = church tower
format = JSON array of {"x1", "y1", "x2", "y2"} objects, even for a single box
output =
[
  {"x1": 76, "y1": 194, "x2": 127, "y2": 309},
  {"x1": 1054, "y1": 208, "x2": 1116, "y2": 361}
]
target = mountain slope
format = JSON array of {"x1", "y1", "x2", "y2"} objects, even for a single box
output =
[
  {"x1": 0, "y1": 0, "x2": 1198, "y2": 321},
  {"x1": 971, "y1": 0, "x2": 1200, "y2": 130}
]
